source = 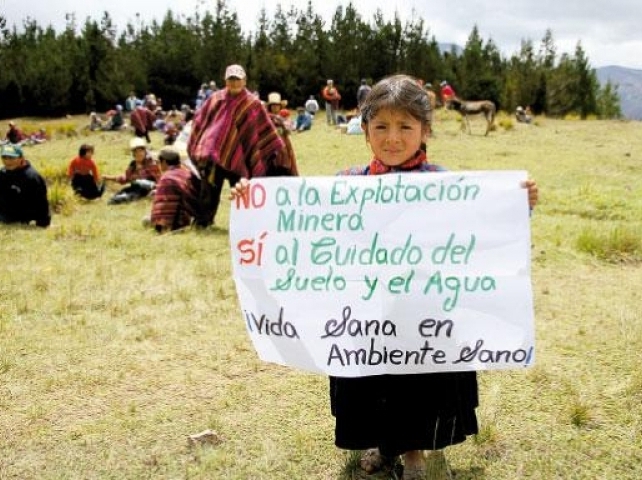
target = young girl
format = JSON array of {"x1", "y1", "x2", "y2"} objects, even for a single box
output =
[
  {"x1": 231, "y1": 74, "x2": 538, "y2": 480},
  {"x1": 67, "y1": 144, "x2": 105, "y2": 200}
]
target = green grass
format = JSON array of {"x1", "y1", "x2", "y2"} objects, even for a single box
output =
[{"x1": 1, "y1": 110, "x2": 641, "y2": 479}]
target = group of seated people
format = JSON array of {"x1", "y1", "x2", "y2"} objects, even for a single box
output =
[
  {"x1": 86, "y1": 106, "x2": 127, "y2": 131},
  {"x1": 0, "y1": 129, "x2": 202, "y2": 234},
  {"x1": 2, "y1": 121, "x2": 49, "y2": 146},
  {"x1": 66, "y1": 136, "x2": 201, "y2": 233},
  {"x1": 261, "y1": 92, "x2": 315, "y2": 134},
  {"x1": 5, "y1": 87, "x2": 356, "y2": 232},
  {"x1": 86, "y1": 102, "x2": 194, "y2": 148}
]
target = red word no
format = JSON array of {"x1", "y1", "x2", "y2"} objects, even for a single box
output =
[{"x1": 235, "y1": 183, "x2": 267, "y2": 210}]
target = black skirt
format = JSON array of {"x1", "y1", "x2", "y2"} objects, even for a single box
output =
[{"x1": 330, "y1": 371, "x2": 479, "y2": 457}]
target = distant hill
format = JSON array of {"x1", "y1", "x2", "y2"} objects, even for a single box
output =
[
  {"x1": 596, "y1": 66, "x2": 642, "y2": 120},
  {"x1": 438, "y1": 43, "x2": 463, "y2": 56}
]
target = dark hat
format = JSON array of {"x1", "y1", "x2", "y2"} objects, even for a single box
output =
[{"x1": 1, "y1": 144, "x2": 23, "y2": 158}]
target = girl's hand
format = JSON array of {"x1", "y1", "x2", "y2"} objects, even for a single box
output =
[
  {"x1": 521, "y1": 180, "x2": 539, "y2": 209},
  {"x1": 229, "y1": 178, "x2": 250, "y2": 200}
]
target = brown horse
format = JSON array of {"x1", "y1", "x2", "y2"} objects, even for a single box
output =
[{"x1": 447, "y1": 96, "x2": 496, "y2": 136}]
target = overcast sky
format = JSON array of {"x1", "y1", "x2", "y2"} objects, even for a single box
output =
[{"x1": 4, "y1": 0, "x2": 642, "y2": 70}]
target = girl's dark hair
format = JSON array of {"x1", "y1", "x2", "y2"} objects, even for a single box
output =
[
  {"x1": 79, "y1": 144, "x2": 94, "y2": 157},
  {"x1": 360, "y1": 74, "x2": 431, "y2": 128}
]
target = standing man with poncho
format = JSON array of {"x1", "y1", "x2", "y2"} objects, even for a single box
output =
[{"x1": 187, "y1": 64, "x2": 298, "y2": 228}]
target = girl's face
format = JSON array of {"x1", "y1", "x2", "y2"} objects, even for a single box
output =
[{"x1": 364, "y1": 108, "x2": 428, "y2": 166}]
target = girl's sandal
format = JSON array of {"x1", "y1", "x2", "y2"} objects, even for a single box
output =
[{"x1": 360, "y1": 448, "x2": 396, "y2": 474}]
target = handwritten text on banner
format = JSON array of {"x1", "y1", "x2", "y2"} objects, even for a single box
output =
[{"x1": 229, "y1": 171, "x2": 535, "y2": 377}]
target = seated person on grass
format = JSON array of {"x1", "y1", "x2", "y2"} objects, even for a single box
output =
[
  {"x1": 103, "y1": 137, "x2": 161, "y2": 204},
  {"x1": 4, "y1": 121, "x2": 27, "y2": 145},
  {"x1": 102, "y1": 105, "x2": 125, "y2": 131},
  {"x1": 67, "y1": 143, "x2": 105, "y2": 200},
  {"x1": 294, "y1": 106, "x2": 312, "y2": 133},
  {"x1": 146, "y1": 148, "x2": 201, "y2": 233},
  {"x1": 0, "y1": 144, "x2": 51, "y2": 227}
]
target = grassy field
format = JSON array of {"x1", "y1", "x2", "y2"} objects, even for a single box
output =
[{"x1": 1, "y1": 109, "x2": 641, "y2": 480}]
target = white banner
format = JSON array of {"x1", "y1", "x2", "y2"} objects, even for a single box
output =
[{"x1": 230, "y1": 171, "x2": 535, "y2": 377}]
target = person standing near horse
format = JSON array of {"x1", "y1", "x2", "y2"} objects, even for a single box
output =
[
  {"x1": 356, "y1": 78, "x2": 372, "y2": 109},
  {"x1": 322, "y1": 79, "x2": 342, "y2": 126},
  {"x1": 229, "y1": 74, "x2": 539, "y2": 480},
  {"x1": 187, "y1": 64, "x2": 295, "y2": 227},
  {"x1": 424, "y1": 82, "x2": 438, "y2": 138},
  {"x1": 424, "y1": 83, "x2": 438, "y2": 112},
  {"x1": 439, "y1": 80, "x2": 456, "y2": 108}
]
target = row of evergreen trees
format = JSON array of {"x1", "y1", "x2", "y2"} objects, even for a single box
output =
[{"x1": 0, "y1": 1, "x2": 621, "y2": 119}]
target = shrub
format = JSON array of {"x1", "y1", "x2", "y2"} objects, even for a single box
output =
[
  {"x1": 576, "y1": 225, "x2": 642, "y2": 263},
  {"x1": 498, "y1": 117, "x2": 514, "y2": 130},
  {"x1": 40, "y1": 165, "x2": 68, "y2": 184},
  {"x1": 48, "y1": 180, "x2": 76, "y2": 215},
  {"x1": 55, "y1": 123, "x2": 79, "y2": 137},
  {"x1": 569, "y1": 402, "x2": 593, "y2": 428},
  {"x1": 563, "y1": 112, "x2": 582, "y2": 121}
]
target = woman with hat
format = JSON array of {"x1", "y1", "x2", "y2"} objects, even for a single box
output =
[
  {"x1": 266, "y1": 92, "x2": 294, "y2": 131},
  {"x1": 265, "y1": 92, "x2": 299, "y2": 176},
  {"x1": 103, "y1": 137, "x2": 161, "y2": 204}
]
